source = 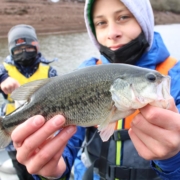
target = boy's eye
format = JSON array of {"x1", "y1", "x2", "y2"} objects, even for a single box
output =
[
  {"x1": 95, "y1": 21, "x2": 106, "y2": 27},
  {"x1": 119, "y1": 15, "x2": 130, "y2": 21}
]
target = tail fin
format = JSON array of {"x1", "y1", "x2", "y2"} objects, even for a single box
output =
[{"x1": 0, "y1": 117, "x2": 11, "y2": 149}]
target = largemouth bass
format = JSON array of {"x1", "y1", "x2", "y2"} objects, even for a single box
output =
[{"x1": 0, "y1": 64, "x2": 171, "y2": 148}]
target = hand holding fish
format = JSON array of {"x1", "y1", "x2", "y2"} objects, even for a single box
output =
[
  {"x1": 0, "y1": 77, "x2": 20, "y2": 94},
  {"x1": 129, "y1": 97, "x2": 180, "y2": 160},
  {"x1": 5, "y1": 63, "x2": 178, "y2": 179},
  {"x1": 11, "y1": 115, "x2": 77, "y2": 178}
]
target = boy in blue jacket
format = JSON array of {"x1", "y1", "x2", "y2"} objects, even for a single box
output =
[{"x1": 10, "y1": 1, "x2": 180, "y2": 180}]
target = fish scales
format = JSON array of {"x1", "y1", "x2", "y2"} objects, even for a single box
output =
[
  {"x1": 0, "y1": 64, "x2": 171, "y2": 147},
  {"x1": 2, "y1": 65, "x2": 116, "y2": 128}
]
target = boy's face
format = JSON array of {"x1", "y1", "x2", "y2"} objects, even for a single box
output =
[{"x1": 93, "y1": 0, "x2": 142, "y2": 50}]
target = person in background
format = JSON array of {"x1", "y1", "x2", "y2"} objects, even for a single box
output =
[
  {"x1": 9, "y1": 0, "x2": 180, "y2": 180},
  {"x1": 0, "y1": 24, "x2": 58, "y2": 180}
]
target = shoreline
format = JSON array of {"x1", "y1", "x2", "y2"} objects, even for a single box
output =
[
  {"x1": 0, "y1": 1, "x2": 86, "y2": 38},
  {"x1": 0, "y1": 1, "x2": 180, "y2": 39},
  {"x1": 0, "y1": 29, "x2": 87, "y2": 39}
]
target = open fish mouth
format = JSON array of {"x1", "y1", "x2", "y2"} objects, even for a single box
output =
[
  {"x1": 158, "y1": 76, "x2": 171, "y2": 98},
  {"x1": 149, "y1": 75, "x2": 171, "y2": 109}
]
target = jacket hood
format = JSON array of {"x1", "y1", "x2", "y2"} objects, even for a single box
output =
[{"x1": 84, "y1": 0, "x2": 154, "y2": 51}]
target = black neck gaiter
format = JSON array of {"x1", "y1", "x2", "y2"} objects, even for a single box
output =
[
  {"x1": 12, "y1": 51, "x2": 37, "y2": 67},
  {"x1": 99, "y1": 32, "x2": 149, "y2": 65}
]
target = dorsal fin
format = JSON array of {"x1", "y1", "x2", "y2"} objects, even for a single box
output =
[{"x1": 11, "y1": 78, "x2": 50, "y2": 100}]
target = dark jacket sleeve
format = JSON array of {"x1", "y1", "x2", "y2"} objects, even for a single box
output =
[
  {"x1": 0, "y1": 64, "x2": 9, "y2": 83},
  {"x1": 151, "y1": 153, "x2": 180, "y2": 180},
  {"x1": 0, "y1": 64, "x2": 9, "y2": 99}
]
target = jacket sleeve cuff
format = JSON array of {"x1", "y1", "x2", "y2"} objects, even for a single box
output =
[
  {"x1": 151, "y1": 159, "x2": 180, "y2": 179},
  {"x1": 153, "y1": 152, "x2": 180, "y2": 172}
]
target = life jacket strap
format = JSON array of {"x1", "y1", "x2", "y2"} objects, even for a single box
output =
[
  {"x1": 86, "y1": 127, "x2": 130, "y2": 142},
  {"x1": 83, "y1": 128, "x2": 131, "y2": 180},
  {"x1": 112, "y1": 129, "x2": 130, "y2": 141},
  {"x1": 83, "y1": 140, "x2": 110, "y2": 180},
  {"x1": 83, "y1": 161, "x2": 158, "y2": 180},
  {"x1": 108, "y1": 165, "x2": 158, "y2": 180}
]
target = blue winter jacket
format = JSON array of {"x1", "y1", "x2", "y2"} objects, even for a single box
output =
[
  {"x1": 34, "y1": 32, "x2": 180, "y2": 180},
  {"x1": 75, "y1": 32, "x2": 180, "y2": 180}
]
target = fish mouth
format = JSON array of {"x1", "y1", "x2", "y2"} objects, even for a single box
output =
[
  {"x1": 150, "y1": 75, "x2": 171, "y2": 108},
  {"x1": 157, "y1": 76, "x2": 171, "y2": 99},
  {"x1": 110, "y1": 75, "x2": 172, "y2": 112},
  {"x1": 132, "y1": 75, "x2": 171, "y2": 109}
]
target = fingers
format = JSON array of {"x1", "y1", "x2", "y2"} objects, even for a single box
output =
[
  {"x1": 130, "y1": 101, "x2": 180, "y2": 160},
  {"x1": 129, "y1": 128, "x2": 156, "y2": 160},
  {"x1": 131, "y1": 112, "x2": 161, "y2": 139},
  {"x1": 12, "y1": 115, "x2": 65, "y2": 160},
  {"x1": 139, "y1": 101, "x2": 179, "y2": 130},
  {"x1": 34, "y1": 155, "x2": 66, "y2": 178},
  {"x1": 12, "y1": 115, "x2": 46, "y2": 147},
  {"x1": 2, "y1": 85, "x2": 15, "y2": 94},
  {"x1": 131, "y1": 109, "x2": 180, "y2": 146},
  {"x1": 25, "y1": 126, "x2": 76, "y2": 175},
  {"x1": 1, "y1": 77, "x2": 20, "y2": 94},
  {"x1": 166, "y1": 97, "x2": 178, "y2": 112},
  {"x1": 12, "y1": 114, "x2": 77, "y2": 176},
  {"x1": 130, "y1": 119, "x2": 180, "y2": 160}
]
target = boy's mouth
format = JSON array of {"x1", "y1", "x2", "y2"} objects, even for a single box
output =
[{"x1": 109, "y1": 44, "x2": 124, "y2": 51}]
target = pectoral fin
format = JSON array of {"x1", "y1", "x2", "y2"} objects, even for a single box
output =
[
  {"x1": 99, "y1": 122, "x2": 116, "y2": 142},
  {"x1": 98, "y1": 105, "x2": 117, "y2": 142}
]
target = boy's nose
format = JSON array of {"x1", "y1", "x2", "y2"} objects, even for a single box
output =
[{"x1": 107, "y1": 23, "x2": 122, "y2": 40}]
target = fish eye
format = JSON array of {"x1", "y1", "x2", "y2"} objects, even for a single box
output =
[{"x1": 146, "y1": 73, "x2": 156, "y2": 82}]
